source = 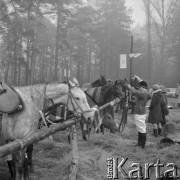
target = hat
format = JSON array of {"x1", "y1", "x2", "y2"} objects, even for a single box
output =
[
  {"x1": 139, "y1": 81, "x2": 148, "y2": 88},
  {"x1": 160, "y1": 85, "x2": 167, "y2": 93},
  {"x1": 152, "y1": 84, "x2": 160, "y2": 90}
]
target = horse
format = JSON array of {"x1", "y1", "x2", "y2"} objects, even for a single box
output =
[
  {"x1": 82, "y1": 75, "x2": 107, "y2": 89},
  {"x1": 81, "y1": 80, "x2": 126, "y2": 139},
  {"x1": 0, "y1": 78, "x2": 94, "y2": 180}
]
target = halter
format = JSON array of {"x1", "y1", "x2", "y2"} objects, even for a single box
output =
[
  {"x1": 37, "y1": 82, "x2": 92, "y2": 127},
  {"x1": 66, "y1": 84, "x2": 92, "y2": 122}
]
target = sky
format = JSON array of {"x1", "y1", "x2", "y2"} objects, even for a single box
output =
[{"x1": 125, "y1": 0, "x2": 146, "y2": 27}]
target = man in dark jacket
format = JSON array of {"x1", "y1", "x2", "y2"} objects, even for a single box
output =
[{"x1": 126, "y1": 80, "x2": 151, "y2": 149}]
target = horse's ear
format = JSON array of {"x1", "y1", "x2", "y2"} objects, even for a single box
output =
[
  {"x1": 67, "y1": 79, "x2": 75, "y2": 88},
  {"x1": 72, "y1": 77, "x2": 79, "y2": 86}
]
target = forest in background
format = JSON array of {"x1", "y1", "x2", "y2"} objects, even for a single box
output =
[{"x1": 0, "y1": 0, "x2": 180, "y2": 87}]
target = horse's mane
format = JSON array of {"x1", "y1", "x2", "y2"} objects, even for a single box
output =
[{"x1": 13, "y1": 81, "x2": 67, "y2": 88}]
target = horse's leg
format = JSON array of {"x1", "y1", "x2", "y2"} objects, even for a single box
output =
[
  {"x1": 109, "y1": 107, "x2": 114, "y2": 133},
  {"x1": 68, "y1": 133, "x2": 71, "y2": 144},
  {"x1": 6, "y1": 140, "x2": 16, "y2": 179},
  {"x1": 87, "y1": 124, "x2": 91, "y2": 140},
  {"x1": 100, "y1": 124, "x2": 104, "y2": 134},
  {"x1": 24, "y1": 152, "x2": 30, "y2": 180},
  {"x1": 80, "y1": 119, "x2": 87, "y2": 141},
  {"x1": 26, "y1": 144, "x2": 34, "y2": 173},
  {"x1": 7, "y1": 154, "x2": 16, "y2": 179},
  {"x1": 15, "y1": 149, "x2": 27, "y2": 180}
]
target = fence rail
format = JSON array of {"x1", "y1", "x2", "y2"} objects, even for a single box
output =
[
  {"x1": 0, "y1": 98, "x2": 120, "y2": 158},
  {"x1": 0, "y1": 117, "x2": 81, "y2": 158}
]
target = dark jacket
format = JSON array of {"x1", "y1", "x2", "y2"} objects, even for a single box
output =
[
  {"x1": 161, "y1": 92, "x2": 169, "y2": 125},
  {"x1": 148, "y1": 90, "x2": 163, "y2": 124},
  {"x1": 129, "y1": 87, "x2": 150, "y2": 115}
]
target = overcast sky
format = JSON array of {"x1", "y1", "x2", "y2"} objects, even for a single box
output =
[{"x1": 125, "y1": 0, "x2": 146, "y2": 27}]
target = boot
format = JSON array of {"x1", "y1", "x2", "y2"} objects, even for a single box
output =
[
  {"x1": 7, "y1": 160, "x2": 16, "y2": 177},
  {"x1": 153, "y1": 129, "x2": 158, "y2": 137},
  {"x1": 158, "y1": 128, "x2": 162, "y2": 136},
  {"x1": 135, "y1": 132, "x2": 140, "y2": 147},
  {"x1": 140, "y1": 133, "x2": 146, "y2": 149}
]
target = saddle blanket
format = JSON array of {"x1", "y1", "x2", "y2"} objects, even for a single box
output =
[{"x1": 0, "y1": 84, "x2": 20, "y2": 114}]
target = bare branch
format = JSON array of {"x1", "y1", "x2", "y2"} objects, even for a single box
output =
[
  {"x1": 151, "y1": 15, "x2": 163, "y2": 43},
  {"x1": 165, "y1": 0, "x2": 179, "y2": 27},
  {"x1": 150, "y1": 0, "x2": 162, "y2": 23}
]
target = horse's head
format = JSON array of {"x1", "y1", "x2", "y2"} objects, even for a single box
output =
[
  {"x1": 112, "y1": 79, "x2": 126, "y2": 99},
  {"x1": 91, "y1": 75, "x2": 107, "y2": 87},
  {"x1": 66, "y1": 79, "x2": 94, "y2": 123},
  {"x1": 100, "y1": 75, "x2": 107, "y2": 86},
  {"x1": 46, "y1": 78, "x2": 94, "y2": 123}
]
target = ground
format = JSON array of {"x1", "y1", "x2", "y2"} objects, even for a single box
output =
[{"x1": 0, "y1": 98, "x2": 180, "y2": 180}]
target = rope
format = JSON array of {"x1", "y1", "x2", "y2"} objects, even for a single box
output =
[{"x1": 39, "y1": 110, "x2": 48, "y2": 127}]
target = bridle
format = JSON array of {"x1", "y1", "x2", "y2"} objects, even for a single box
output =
[
  {"x1": 35, "y1": 82, "x2": 92, "y2": 127},
  {"x1": 66, "y1": 84, "x2": 92, "y2": 121}
]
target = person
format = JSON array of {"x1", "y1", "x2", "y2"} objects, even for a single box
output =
[
  {"x1": 129, "y1": 93, "x2": 136, "y2": 114},
  {"x1": 126, "y1": 80, "x2": 151, "y2": 149},
  {"x1": 160, "y1": 85, "x2": 169, "y2": 126},
  {"x1": 148, "y1": 84, "x2": 163, "y2": 137},
  {"x1": 176, "y1": 82, "x2": 180, "y2": 108}
]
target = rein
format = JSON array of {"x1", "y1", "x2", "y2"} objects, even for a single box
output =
[
  {"x1": 84, "y1": 90, "x2": 99, "y2": 106},
  {"x1": 32, "y1": 85, "x2": 54, "y2": 106},
  {"x1": 38, "y1": 83, "x2": 92, "y2": 128},
  {"x1": 67, "y1": 86, "x2": 92, "y2": 119}
]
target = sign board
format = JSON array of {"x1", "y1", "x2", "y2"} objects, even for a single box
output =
[
  {"x1": 120, "y1": 54, "x2": 127, "y2": 69},
  {"x1": 129, "y1": 53, "x2": 141, "y2": 58}
]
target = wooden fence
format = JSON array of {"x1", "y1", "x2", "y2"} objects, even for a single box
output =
[{"x1": 0, "y1": 98, "x2": 120, "y2": 179}]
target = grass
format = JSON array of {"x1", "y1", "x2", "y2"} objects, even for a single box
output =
[{"x1": 0, "y1": 98, "x2": 179, "y2": 180}]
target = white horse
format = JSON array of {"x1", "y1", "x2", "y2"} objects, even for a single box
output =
[{"x1": 0, "y1": 78, "x2": 94, "y2": 180}]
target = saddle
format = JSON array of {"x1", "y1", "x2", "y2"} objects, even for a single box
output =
[{"x1": 0, "y1": 82, "x2": 22, "y2": 114}]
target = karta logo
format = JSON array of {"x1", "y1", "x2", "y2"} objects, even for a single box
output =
[{"x1": 107, "y1": 158, "x2": 179, "y2": 179}]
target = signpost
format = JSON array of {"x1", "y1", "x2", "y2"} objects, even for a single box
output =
[
  {"x1": 119, "y1": 36, "x2": 141, "y2": 78},
  {"x1": 120, "y1": 54, "x2": 127, "y2": 69},
  {"x1": 130, "y1": 35, "x2": 133, "y2": 79},
  {"x1": 119, "y1": 54, "x2": 127, "y2": 78}
]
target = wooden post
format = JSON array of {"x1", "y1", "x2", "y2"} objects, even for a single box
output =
[
  {"x1": 129, "y1": 35, "x2": 133, "y2": 79},
  {"x1": 68, "y1": 125, "x2": 79, "y2": 180}
]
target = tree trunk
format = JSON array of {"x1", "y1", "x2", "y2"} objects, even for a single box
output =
[
  {"x1": 147, "y1": 0, "x2": 152, "y2": 85},
  {"x1": 54, "y1": 0, "x2": 61, "y2": 81},
  {"x1": 13, "y1": 31, "x2": 17, "y2": 85}
]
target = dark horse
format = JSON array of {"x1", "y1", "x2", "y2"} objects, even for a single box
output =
[
  {"x1": 91, "y1": 75, "x2": 107, "y2": 87},
  {"x1": 82, "y1": 75, "x2": 107, "y2": 89},
  {"x1": 81, "y1": 80, "x2": 125, "y2": 139}
]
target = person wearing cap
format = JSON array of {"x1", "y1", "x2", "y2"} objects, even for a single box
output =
[
  {"x1": 148, "y1": 84, "x2": 163, "y2": 137},
  {"x1": 160, "y1": 85, "x2": 169, "y2": 126},
  {"x1": 126, "y1": 80, "x2": 151, "y2": 149}
]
